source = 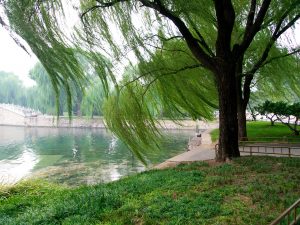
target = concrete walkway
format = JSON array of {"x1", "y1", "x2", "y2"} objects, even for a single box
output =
[
  {"x1": 154, "y1": 126, "x2": 217, "y2": 169},
  {"x1": 154, "y1": 147, "x2": 215, "y2": 169},
  {"x1": 154, "y1": 120, "x2": 300, "y2": 169}
]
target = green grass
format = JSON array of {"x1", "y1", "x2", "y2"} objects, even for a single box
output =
[
  {"x1": 210, "y1": 128, "x2": 219, "y2": 142},
  {"x1": 210, "y1": 121, "x2": 300, "y2": 142},
  {"x1": 1, "y1": 156, "x2": 300, "y2": 225}
]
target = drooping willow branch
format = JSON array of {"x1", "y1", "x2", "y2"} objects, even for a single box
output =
[{"x1": 120, "y1": 63, "x2": 202, "y2": 92}]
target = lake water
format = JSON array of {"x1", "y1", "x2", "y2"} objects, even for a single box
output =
[{"x1": 0, "y1": 126, "x2": 195, "y2": 186}]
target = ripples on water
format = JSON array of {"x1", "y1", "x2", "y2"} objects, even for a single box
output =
[{"x1": 0, "y1": 126, "x2": 195, "y2": 186}]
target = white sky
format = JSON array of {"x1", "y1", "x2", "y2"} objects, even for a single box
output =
[{"x1": 0, "y1": 28, "x2": 37, "y2": 86}]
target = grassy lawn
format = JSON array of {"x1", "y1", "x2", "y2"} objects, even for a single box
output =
[
  {"x1": 1, "y1": 156, "x2": 300, "y2": 225},
  {"x1": 210, "y1": 121, "x2": 300, "y2": 142}
]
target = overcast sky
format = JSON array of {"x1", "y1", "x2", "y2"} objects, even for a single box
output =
[{"x1": 0, "y1": 28, "x2": 37, "y2": 86}]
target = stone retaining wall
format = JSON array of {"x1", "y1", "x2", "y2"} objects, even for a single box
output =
[
  {"x1": 0, "y1": 107, "x2": 106, "y2": 128},
  {"x1": 0, "y1": 105, "x2": 216, "y2": 129},
  {"x1": 0, "y1": 107, "x2": 26, "y2": 126}
]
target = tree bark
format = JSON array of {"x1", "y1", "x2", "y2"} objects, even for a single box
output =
[
  {"x1": 237, "y1": 106, "x2": 247, "y2": 140},
  {"x1": 236, "y1": 59, "x2": 248, "y2": 141},
  {"x1": 267, "y1": 115, "x2": 277, "y2": 126},
  {"x1": 215, "y1": 64, "x2": 240, "y2": 161}
]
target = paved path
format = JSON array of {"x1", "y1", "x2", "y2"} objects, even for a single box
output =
[
  {"x1": 154, "y1": 123, "x2": 300, "y2": 169},
  {"x1": 154, "y1": 143, "x2": 300, "y2": 169},
  {"x1": 154, "y1": 146, "x2": 215, "y2": 169},
  {"x1": 154, "y1": 127, "x2": 217, "y2": 169}
]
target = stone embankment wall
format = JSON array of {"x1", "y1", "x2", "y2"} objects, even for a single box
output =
[
  {"x1": 0, "y1": 106, "x2": 26, "y2": 126},
  {"x1": 27, "y1": 116, "x2": 107, "y2": 128},
  {"x1": 0, "y1": 106, "x2": 106, "y2": 128},
  {"x1": 157, "y1": 120, "x2": 216, "y2": 130},
  {"x1": 0, "y1": 105, "x2": 215, "y2": 129}
]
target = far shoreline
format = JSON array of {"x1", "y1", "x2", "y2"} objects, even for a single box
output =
[{"x1": 0, "y1": 115, "x2": 218, "y2": 130}]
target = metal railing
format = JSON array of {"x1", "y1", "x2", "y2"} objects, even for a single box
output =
[
  {"x1": 239, "y1": 144, "x2": 300, "y2": 157},
  {"x1": 240, "y1": 136, "x2": 300, "y2": 144},
  {"x1": 270, "y1": 198, "x2": 300, "y2": 225},
  {"x1": 239, "y1": 137, "x2": 300, "y2": 157}
]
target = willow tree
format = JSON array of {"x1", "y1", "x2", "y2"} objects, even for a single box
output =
[
  {"x1": 1, "y1": 0, "x2": 299, "y2": 161},
  {"x1": 251, "y1": 53, "x2": 300, "y2": 104}
]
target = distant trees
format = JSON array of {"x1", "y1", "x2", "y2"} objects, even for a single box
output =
[
  {"x1": 28, "y1": 63, "x2": 66, "y2": 115},
  {"x1": 0, "y1": 71, "x2": 28, "y2": 105},
  {"x1": 0, "y1": 65, "x2": 106, "y2": 117},
  {"x1": 0, "y1": 69, "x2": 66, "y2": 114},
  {"x1": 256, "y1": 101, "x2": 300, "y2": 135},
  {"x1": 29, "y1": 62, "x2": 106, "y2": 117},
  {"x1": 81, "y1": 79, "x2": 105, "y2": 118}
]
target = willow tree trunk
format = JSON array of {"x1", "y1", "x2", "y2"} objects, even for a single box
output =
[
  {"x1": 237, "y1": 103, "x2": 247, "y2": 140},
  {"x1": 236, "y1": 58, "x2": 248, "y2": 140},
  {"x1": 215, "y1": 64, "x2": 240, "y2": 161}
]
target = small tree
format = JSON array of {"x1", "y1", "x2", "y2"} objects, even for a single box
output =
[
  {"x1": 256, "y1": 101, "x2": 278, "y2": 126},
  {"x1": 275, "y1": 102, "x2": 300, "y2": 136},
  {"x1": 257, "y1": 101, "x2": 300, "y2": 135},
  {"x1": 247, "y1": 103, "x2": 259, "y2": 121}
]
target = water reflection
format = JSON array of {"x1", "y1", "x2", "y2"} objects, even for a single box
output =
[
  {"x1": 0, "y1": 146, "x2": 38, "y2": 184},
  {"x1": 0, "y1": 126, "x2": 195, "y2": 186},
  {"x1": 108, "y1": 135, "x2": 118, "y2": 153}
]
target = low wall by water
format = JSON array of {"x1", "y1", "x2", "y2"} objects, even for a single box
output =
[
  {"x1": 0, "y1": 106, "x2": 105, "y2": 128},
  {"x1": 26, "y1": 116, "x2": 107, "y2": 128},
  {"x1": 0, "y1": 105, "x2": 215, "y2": 129}
]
